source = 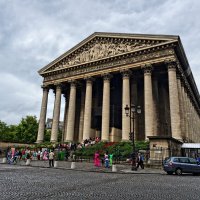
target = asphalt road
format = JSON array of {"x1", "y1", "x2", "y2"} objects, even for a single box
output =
[{"x1": 0, "y1": 164, "x2": 199, "y2": 200}]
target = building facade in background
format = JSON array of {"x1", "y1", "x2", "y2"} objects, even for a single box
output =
[{"x1": 36, "y1": 32, "x2": 200, "y2": 155}]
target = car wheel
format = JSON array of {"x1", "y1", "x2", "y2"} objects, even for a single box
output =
[
  {"x1": 175, "y1": 168, "x2": 182, "y2": 175},
  {"x1": 167, "y1": 171, "x2": 173, "y2": 175}
]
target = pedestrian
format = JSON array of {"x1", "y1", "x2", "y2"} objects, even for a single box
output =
[
  {"x1": 49, "y1": 150, "x2": 55, "y2": 167},
  {"x1": 137, "y1": 153, "x2": 144, "y2": 169},
  {"x1": 94, "y1": 151, "x2": 100, "y2": 167},
  {"x1": 109, "y1": 153, "x2": 113, "y2": 167},
  {"x1": 104, "y1": 151, "x2": 109, "y2": 168}
]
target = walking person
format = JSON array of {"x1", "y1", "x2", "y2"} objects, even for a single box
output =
[
  {"x1": 94, "y1": 151, "x2": 101, "y2": 167},
  {"x1": 109, "y1": 153, "x2": 113, "y2": 167},
  {"x1": 49, "y1": 150, "x2": 55, "y2": 168},
  {"x1": 137, "y1": 153, "x2": 144, "y2": 169},
  {"x1": 104, "y1": 151, "x2": 109, "y2": 168}
]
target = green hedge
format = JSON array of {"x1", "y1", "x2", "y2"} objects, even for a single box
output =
[{"x1": 74, "y1": 141, "x2": 149, "y2": 158}]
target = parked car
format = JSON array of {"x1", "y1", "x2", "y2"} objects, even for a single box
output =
[{"x1": 163, "y1": 156, "x2": 200, "y2": 175}]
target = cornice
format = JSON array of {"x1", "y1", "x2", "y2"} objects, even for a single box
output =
[{"x1": 42, "y1": 48, "x2": 175, "y2": 84}]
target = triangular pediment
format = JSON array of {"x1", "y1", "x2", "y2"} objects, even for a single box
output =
[{"x1": 39, "y1": 32, "x2": 178, "y2": 75}]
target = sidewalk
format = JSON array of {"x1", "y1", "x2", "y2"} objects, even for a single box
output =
[{"x1": 0, "y1": 158, "x2": 164, "y2": 174}]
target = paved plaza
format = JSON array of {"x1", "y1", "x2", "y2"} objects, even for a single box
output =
[{"x1": 0, "y1": 164, "x2": 200, "y2": 200}]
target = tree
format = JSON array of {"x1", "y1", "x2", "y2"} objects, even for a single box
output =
[
  {"x1": 16, "y1": 116, "x2": 38, "y2": 143},
  {"x1": 0, "y1": 120, "x2": 9, "y2": 141}
]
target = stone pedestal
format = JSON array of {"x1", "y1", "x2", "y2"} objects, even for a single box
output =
[
  {"x1": 112, "y1": 164, "x2": 117, "y2": 172},
  {"x1": 2, "y1": 157, "x2": 7, "y2": 163},
  {"x1": 54, "y1": 161, "x2": 58, "y2": 168},
  {"x1": 26, "y1": 159, "x2": 31, "y2": 166},
  {"x1": 71, "y1": 162, "x2": 76, "y2": 169}
]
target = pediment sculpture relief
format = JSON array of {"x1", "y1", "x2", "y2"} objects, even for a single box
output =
[{"x1": 49, "y1": 39, "x2": 159, "y2": 71}]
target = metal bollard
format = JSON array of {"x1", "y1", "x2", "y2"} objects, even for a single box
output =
[
  {"x1": 71, "y1": 162, "x2": 76, "y2": 169},
  {"x1": 112, "y1": 164, "x2": 117, "y2": 172}
]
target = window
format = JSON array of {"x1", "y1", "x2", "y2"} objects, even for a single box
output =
[
  {"x1": 189, "y1": 158, "x2": 197, "y2": 164},
  {"x1": 173, "y1": 158, "x2": 179, "y2": 162},
  {"x1": 179, "y1": 158, "x2": 189, "y2": 163}
]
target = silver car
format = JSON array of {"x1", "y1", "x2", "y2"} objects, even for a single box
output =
[{"x1": 163, "y1": 157, "x2": 200, "y2": 175}]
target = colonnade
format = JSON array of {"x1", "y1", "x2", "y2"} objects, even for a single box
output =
[{"x1": 36, "y1": 62, "x2": 200, "y2": 143}]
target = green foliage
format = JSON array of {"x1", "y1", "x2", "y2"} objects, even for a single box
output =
[
  {"x1": 15, "y1": 115, "x2": 38, "y2": 143},
  {"x1": 0, "y1": 121, "x2": 17, "y2": 142},
  {"x1": 75, "y1": 141, "x2": 149, "y2": 158}
]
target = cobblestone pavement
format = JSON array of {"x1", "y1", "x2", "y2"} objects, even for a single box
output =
[
  {"x1": 0, "y1": 159, "x2": 164, "y2": 174},
  {"x1": 0, "y1": 164, "x2": 200, "y2": 200}
]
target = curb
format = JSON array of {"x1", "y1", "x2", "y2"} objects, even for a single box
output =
[{"x1": 0, "y1": 163, "x2": 164, "y2": 175}]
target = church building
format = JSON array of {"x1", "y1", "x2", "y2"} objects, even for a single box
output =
[{"x1": 36, "y1": 32, "x2": 200, "y2": 155}]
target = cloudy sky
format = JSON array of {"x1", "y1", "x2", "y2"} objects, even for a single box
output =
[{"x1": 0, "y1": 0, "x2": 200, "y2": 125}]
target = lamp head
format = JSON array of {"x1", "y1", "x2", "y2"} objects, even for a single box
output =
[{"x1": 124, "y1": 104, "x2": 129, "y2": 116}]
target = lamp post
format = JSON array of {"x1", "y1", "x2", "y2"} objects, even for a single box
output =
[{"x1": 124, "y1": 104, "x2": 141, "y2": 171}]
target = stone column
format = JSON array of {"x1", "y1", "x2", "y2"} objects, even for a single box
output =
[
  {"x1": 143, "y1": 65, "x2": 154, "y2": 139},
  {"x1": 177, "y1": 75, "x2": 184, "y2": 138},
  {"x1": 36, "y1": 86, "x2": 49, "y2": 143},
  {"x1": 83, "y1": 78, "x2": 93, "y2": 140},
  {"x1": 130, "y1": 77, "x2": 138, "y2": 140},
  {"x1": 101, "y1": 74, "x2": 111, "y2": 141},
  {"x1": 152, "y1": 77, "x2": 159, "y2": 136},
  {"x1": 62, "y1": 94, "x2": 69, "y2": 143},
  {"x1": 189, "y1": 98, "x2": 194, "y2": 141},
  {"x1": 167, "y1": 61, "x2": 181, "y2": 140},
  {"x1": 181, "y1": 80, "x2": 187, "y2": 141},
  {"x1": 185, "y1": 88, "x2": 190, "y2": 141},
  {"x1": 122, "y1": 70, "x2": 131, "y2": 141},
  {"x1": 65, "y1": 81, "x2": 77, "y2": 142},
  {"x1": 51, "y1": 84, "x2": 62, "y2": 142},
  {"x1": 78, "y1": 88, "x2": 85, "y2": 142}
]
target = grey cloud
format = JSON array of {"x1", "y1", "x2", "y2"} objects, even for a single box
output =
[{"x1": 0, "y1": 0, "x2": 200, "y2": 124}]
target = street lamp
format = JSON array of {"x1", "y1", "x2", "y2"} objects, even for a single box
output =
[{"x1": 124, "y1": 104, "x2": 141, "y2": 170}]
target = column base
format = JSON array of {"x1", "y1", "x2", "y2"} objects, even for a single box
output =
[
  {"x1": 50, "y1": 140, "x2": 57, "y2": 143},
  {"x1": 121, "y1": 139, "x2": 131, "y2": 142},
  {"x1": 101, "y1": 139, "x2": 109, "y2": 142},
  {"x1": 35, "y1": 140, "x2": 43, "y2": 144},
  {"x1": 64, "y1": 140, "x2": 73, "y2": 143}
]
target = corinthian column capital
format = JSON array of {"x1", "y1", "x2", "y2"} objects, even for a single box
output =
[
  {"x1": 165, "y1": 60, "x2": 177, "y2": 70},
  {"x1": 41, "y1": 85, "x2": 49, "y2": 92},
  {"x1": 101, "y1": 73, "x2": 112, "y2": 81},
  {"x1": 84, "y1": 76, "x2": 95, "y2": 84},
  {"x1": 55, "y1": 83, "x2": 62, "y2": 89},
  {"x1": 142, "y1": 64, "x2": 153, "y2": 74},
  {"x1": 121, "y1": 69, "x2": 132, "y2": 78}
]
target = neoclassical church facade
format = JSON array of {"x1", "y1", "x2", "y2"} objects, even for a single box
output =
[{"x1": 36, "y1": 32, "x2": 200, "y2": 151}]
